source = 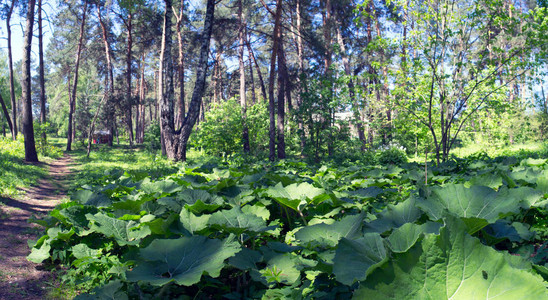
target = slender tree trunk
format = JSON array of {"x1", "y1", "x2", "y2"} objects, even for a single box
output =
[
  {"x1": 268, "y1": 0, "x2": 283, "y2": 161},
  {"x1": 295, "y1": 0, "x2": 306, "y2": 153},
  {"x1": 239, "y1": 0, "x2": 250, "y2": 153},
  {"x1": 323, "y1": 0, "x2": 333, "y2": 157},
  {"x1": 246, "y1": 37, "x2": 267, "y2": 102},
  {"x1": 7, "y1": 0, "x2": 17, "y2": 140},
  {"x1": 87, "y1": 78, "x2": 110, "y2": 157},
  {"x1": 22, "y1": 0, "x2": 38, "y2": 162},
  {"x1": 97, "y1": 6, "x2": 115, "y2": 146},
  {"x1": 336, "y1": 21, "x2": 366, "y2": 149},
  {"x1": 139, "y1": 58, "x2": 146, "y2": 143},
  {"x1": 213, "y1": 48, "x2": 223, "y2": 104},
  {"x1": 277, "y1": 34, "x2": 286, "y2": 159},
  {"x1": 248, "y1": 45, "x2": 256, "y2": 105},
  {"x1": 38, "y1": 0, "x2": 47, "y2": 142},
  {"x1": 67, "y1": 1, "x2": 88, "y2": 152},
  {"x1": 126, "y1": 12, "x2": 134, "y2": 146},
  {"x1": 175, "y1": 0, "x2": 186, "y2": 129},
  {"x1": 135, "y1": 61, "x2": 141, "y2": 144},
  {"x1": 0, "y1": 94, "x2": 13, "y2": 138}
]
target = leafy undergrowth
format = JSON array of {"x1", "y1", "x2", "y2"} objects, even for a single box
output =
[
  {"x1": 28, "y1": 154, "x2": 548, "y2": 299},
  {"x1": 0, "y1": 137, "x2": 61, "y2": 197}
]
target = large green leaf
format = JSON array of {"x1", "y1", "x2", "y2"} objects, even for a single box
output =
[
  {"x1": 387, "y1": 222, "x2": 441, "y2": 253},
  {"x1": 208, "y1": 206, "x2": 267, "y2": 234},
  {"x1": 332, "y1": 233, "x2": 388, "y2": 285},
  {"x1": 140, "y1": 178, "x2": 183, "y2": 196},
  {"x1": 72, "y1": 190, "x2": 112, "y2": 207},
  {"x1": 177, "y1": 189, "x2": 224, "y2": 213},
  {"x1": 295, "y1": 213, "x2": 364, "y2": 248},
  {"x1": 264, "y1": 182, "x2": 326, "y2": 212},
  {"x1": 126, "y1": 235, "x2": 241, "y2": 286},
  {"x1": 86, "y1": 213, "x2": 151, "y2": 246},
  {"x1": 353, "y1": 217, "x2": 548, "y2": 299},
  {"x1": 366, "y1": 196, "x2": 422, "y2": 233},
  {"x1": 179, "y1": 209, "x2": 210, "y2": 234},
  {"x1": 416, "y1": 184, "x2": 524, "y2": 222}
]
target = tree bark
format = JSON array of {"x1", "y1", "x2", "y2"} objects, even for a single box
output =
[
  {"x1": 277, "y1": 33, "x2": 286, "y2": 159},
  {"x1": 160, "y1": 0, "x2": 215, "y2": 161},
  {"x1": 174, "y1": 0, "x2": 186, "y2": 129},
  {"x1": 125, "y1": 12, "x2": 134, "y2": 146},
  {"x1": 239, "y1": 0, "x2": 250, "y2": 153},
  {"x1": 39, "y1": 0, "x2": 47, "y2": 141},
  {"x1": 246, "y1": 35, "x2": 267, "y2": 102},
  {"x1": 22, "y1": 0, "x2": 38, "y2": 162},
  {"x1": 295, "y1": 0, "x2": 306, "y2": 153},
  {"x1": 268, "y1": 0, "x2": 283, "y2": 161},
  {"x1": 97, "y1": 5, "x2": 115, "y2": 146},
  {"x1": 0, "y1": 94, "x2": 13, "y2": 138},
  {"x1": 67, "y1": 1, "x2": 88, "y2": 152},
  {"x1": 335, "y1": 20, "x2": 366, "y2": 149},
  {"x1": 7, "y1": 0, "x2": 17, "y2": 140}
]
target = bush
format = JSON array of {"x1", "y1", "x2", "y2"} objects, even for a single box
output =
[
  {"x1": 377, "y1": 145, "x2": 408, "y2": 165},
  {"x1": 192, "y1": 98, "x2": 269, "y2": 157},
  {"x1": 144, "y1": 120, "x2": 161, "y2": 151}
]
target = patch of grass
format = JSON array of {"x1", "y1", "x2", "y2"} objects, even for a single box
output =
[
  {"x1": 0, "y1": 137, "x2": 62, "y2": 197},
  {"x1": 69, "y1": 144, "x2": 178, "y2": 191}
]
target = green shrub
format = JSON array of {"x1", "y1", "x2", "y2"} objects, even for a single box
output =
[
  {"x1": 377, "y1": 146, "x2": 408, "y2": 165},
  {"x1": 192, "y1": 98, "x2": 268, "y2": 157}
]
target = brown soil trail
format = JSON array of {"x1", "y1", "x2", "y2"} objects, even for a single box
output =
[{"x1": 0, "y1": 154, "x2": 75, "y2": 300}]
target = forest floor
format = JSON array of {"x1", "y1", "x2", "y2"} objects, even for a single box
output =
[{"x1": 0, "y1": 154, "x2": 74, "y2": 300}]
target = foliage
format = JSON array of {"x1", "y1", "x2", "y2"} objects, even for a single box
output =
[
  {"x1": 143, "y1": 120, "x2": 161, "y2": 152},
  {"x1": 0, "y1": 137, "x2": 59, "y2": 197},
  {"x1": 377, "y1": 144, "x2": 408, "y2": 165},
  {"x1": 192, "y1": 99, "x2": 269, "y2": 157},
  {"x1": 29, "y1": 149, "x2": 548, "y2": 298}
]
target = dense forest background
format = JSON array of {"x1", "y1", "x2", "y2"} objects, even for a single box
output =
[{"x1": 0, "y1": 0, "x2": 547, "y2": 163}]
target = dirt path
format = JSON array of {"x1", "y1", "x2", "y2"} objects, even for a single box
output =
[{"x1": 0, "y1": 154, "x2": 75, "y2": 300}]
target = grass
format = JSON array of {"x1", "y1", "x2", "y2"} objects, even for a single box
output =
[
  {"x1": 0, "y1": 138, "x2": 51, "y2": 197},
  {"x1": 68, "y1": 144, "x2": 178, "y2": 191}
]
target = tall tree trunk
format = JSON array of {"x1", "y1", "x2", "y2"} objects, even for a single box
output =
[
  {"x1": 22, "y1": 0, "x2": 38, "y2": 162},
  {"x1": 335, "y1": 20, "x2": 366, "y2": 149},
  {"x1": 174, "y1": 0, "x2": 186, "y2": 129},
  {"x1": 178, "y1": 0, "x2": 215, "y2": 161},
  {"x1": 125, "y1": 12, "x2": 134, "y2": 146},
  {"x1": 268, "y1": 0, "x2": 283, "y2": 161},
  {"x1": 67, "y1": 1, "x2": 88, "y2": 152},
  {"x1": 0, "y1": 94, "x2": 13, "y2": 138},
  {"x1": 295, "y1": 0, "x2": 306, "y2": 153},
  {"x1": 135, "y1": 61, "x2": 141, "y2": 144},
  {"x1": 239, "y1": 0, "x2": 250, "y2": 153},
  {"x1": 248, "y1": 44, "x2": 256, "y2": 105},
  {"x1": 277, "y1": 34, "x2": 286, "y2": 159},
  {"x1": 38, "y1": 0, "x2": 47, "y2": 141},
  {"x1": 246, "y1": 35, "x2": 267, "y2": 102},
  {"x1": 139, "y1": 57, "x2": 146, "y2": 143},
  {"x1": 87, "y1": 77, "x2": 110, "y2": 157},
  {"x1": 213, "y1": 47, "x2": 223, "y2": 104},
  {"x1": 160, "y1": 0, "x2": 215, "y2": 161},
  {"x1": 7, "y1": 0, "x2": 17, "y2": 140},
  {"x1": 323, "y1": 0, "x2": 333, "y2": 157},
  {"x1": 97, "y1": 5, "x2": 115, "y2": 146}
]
